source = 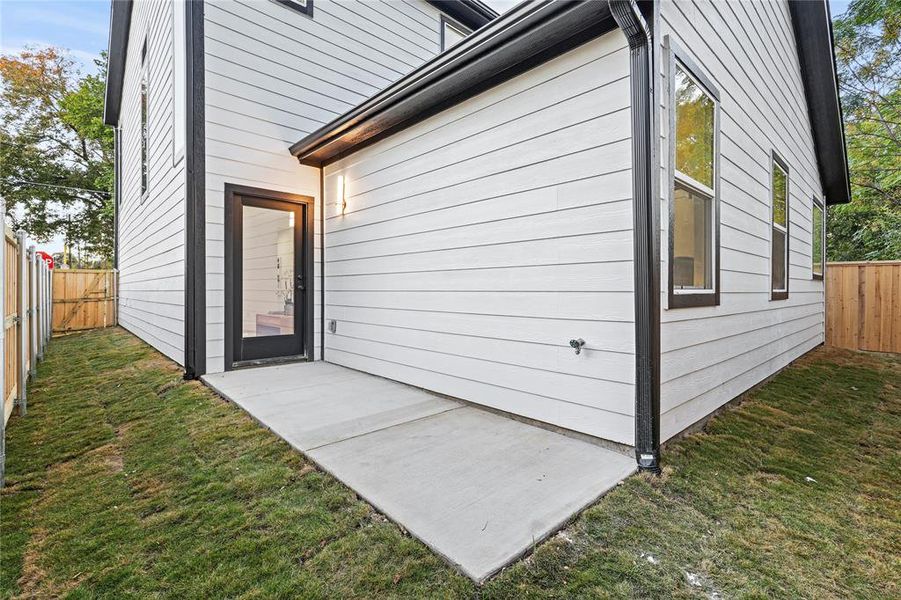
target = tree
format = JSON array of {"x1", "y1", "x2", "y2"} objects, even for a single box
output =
[
  {"x1": 0, "y1": 47, "x2": 114, "y2": 264},
  {"x1": 830, "y1": 0, "x2": 901, "y2": 261}
]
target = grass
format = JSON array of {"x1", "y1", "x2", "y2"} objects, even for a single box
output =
[{"x1": 1, "y1": 328, "x2": 898, "y2": 599}]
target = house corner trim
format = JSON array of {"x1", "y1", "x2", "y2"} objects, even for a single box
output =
[
  {"x1": 609, "y1": 0, "x2": 661, "y2": 473},
  {"x1": 184, "y1": 0, "x2": 206, "y2": 378}
]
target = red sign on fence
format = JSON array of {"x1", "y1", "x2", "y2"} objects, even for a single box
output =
[{"x1": 36, "y1": 251, "x2": 53, "y2": 269}]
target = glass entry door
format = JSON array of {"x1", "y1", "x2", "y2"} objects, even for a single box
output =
[{"x1": 226, "y1": 186, "x2": 312, "y2": 367}]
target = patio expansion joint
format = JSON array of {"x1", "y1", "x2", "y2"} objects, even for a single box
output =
[{"x1": 303, "y1": 404, "x2": 465, "y2": 452}]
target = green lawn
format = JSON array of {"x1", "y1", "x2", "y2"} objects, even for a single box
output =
[{"x1": 1, "y1": 328, "x2": 898, "y2": 599}]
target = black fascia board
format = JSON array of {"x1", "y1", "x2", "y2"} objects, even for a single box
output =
[
  {"x1": 290, "y1": 0, "x2": 616, "y2": 166},
  {"x1": 788, "y1": 0, "x2": 851, "y2": 205},
  {"x1": 103, "y1": 0, "x2": 133, "y2": 126}
]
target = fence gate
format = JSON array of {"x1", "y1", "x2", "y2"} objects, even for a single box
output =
[
  {"x1": 826, "y1": 261, "x2": 901, "y2": 353},
  {"x1": 52, "y1": 269, "x2": 118, "y2": 335}
]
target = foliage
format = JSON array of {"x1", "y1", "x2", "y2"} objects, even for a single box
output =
[
  {"x1": 830, "y1": 0, "x2": 901, "y2": 261},
  {"x1": 2, "y1": 328, "x2": 898, "y2": 598},
  {"x1": 0, "y1": 48, "x2": 114, "y2": 264}
]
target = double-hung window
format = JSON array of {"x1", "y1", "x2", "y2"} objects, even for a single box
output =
[
  {"x1": 668, "y1": 43, "x2": 720, "y2": 308},
  {"x1": 140, "y1": 40, "x2": 148, "y2": 198},
  {"x1": 812, "y1": 197, "x2": 824, "y2": 280},
  {"x1": 771, "y1": 153, "x2": 790, "y2": 299}
]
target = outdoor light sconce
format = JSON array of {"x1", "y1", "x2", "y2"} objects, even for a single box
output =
[{"x1": 337, "y1": 175, "x2": 347, "y2": 215}]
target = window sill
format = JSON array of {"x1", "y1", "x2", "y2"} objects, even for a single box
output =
[{"x1": 668, "y1": 291, "x2": 719, "y2": 309}]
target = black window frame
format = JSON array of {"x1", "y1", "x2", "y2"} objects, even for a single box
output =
[
  {"x1": 666, "y1": 37, "x2": 721, "y2": 309},
  {"x1": 140, "y1": 39, "x2": 148, "y2": 199},
  {"x1": 273, "y1": 0, "x2": 313, "y2": 18},
  {"x1": 440, "y1": 14, "x2": 471, "y2": 51},
  {"x1": 770, "y1": 151, "x2": 790, "y2": 300},
  {"x1": 811, "y1": 196, "x2": 825, "y2": 281}
]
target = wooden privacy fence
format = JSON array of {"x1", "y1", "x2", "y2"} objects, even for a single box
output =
[
  {"x1": 2, "y1": 227, "x2": 54, "y2": 486},
  {"x1": 52, "y1": 269, "x2": 118, "y2": 335},
  {"x1": 826, "y1": 261, "x2": 901, "y2": 353}
]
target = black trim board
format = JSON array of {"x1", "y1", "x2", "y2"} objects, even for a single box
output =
[
  {"x1": 223, "y1": 184, "x2": 315, "y2": 371},
  {"x1": 291, "y1": 0, "x2": 617, "y2": 166},
  {"x1": 609, "y1": 0, "x2": 661, "y2": 473},
  {"x1": 102, "y1": 0, "x2": 132, "y2": 126},
  {"x1": 427, "y1": 0, "x2": 497, "y2": 31},
  {"x1": 184, "y1": 0, "x2": 206, "y2": 378},
  {"x1": 787, "y1": 0, "x2": 851, "y2": 205}
]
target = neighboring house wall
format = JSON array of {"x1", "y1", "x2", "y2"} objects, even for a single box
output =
[
  {"x1": 657, "y1": 0, "x2": 825, "y2": 440},
  {"x1": 203, "y1": 0, "x2": 449, "y2": 373},
  {"x1": 322, "y1": 32, "x2": 637, "y2": 445},
  {"x1": 118, "y1": 0, "x2": 186, "y2": 364}
]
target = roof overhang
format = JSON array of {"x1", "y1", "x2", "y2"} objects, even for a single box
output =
[
  {"x1": 102, "y1": 0, "x2": 133, "y2": 126},
  {"x1": 290, "y1": 0, "x2": 616, "y2": 166},
  {"x1": 788, "y1": 0, "x2": 851, "y2": 205},
  {"x1": 426, "y1": 0, "x2": 498, "y2": 31}
]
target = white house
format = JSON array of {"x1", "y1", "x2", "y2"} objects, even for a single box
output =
[{"x1": 104, "y1": 0, "x2": 849, "y2": 472}]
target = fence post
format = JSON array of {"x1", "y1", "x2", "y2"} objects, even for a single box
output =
[
  {"x1": 28, "y1": 247, "x2": 37, "y2": 377},
  {"x1": 42, "y1": 261, "x2": 49, "y2": 349},
  {"x1": 46, "y1": 263, "x2": 51, "y2": 344},
  {"x1": 16, "y1": 232, "x2": 27, "y2": 416},
  {"x1": 1, "y1": 227, "x2": 5, "y2": 488}
]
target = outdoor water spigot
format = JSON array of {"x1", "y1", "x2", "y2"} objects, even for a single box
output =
[{"x1": 569, "y1": 338, "x2": 586, "y2": 355}]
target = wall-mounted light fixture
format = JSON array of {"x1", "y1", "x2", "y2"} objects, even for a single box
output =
[{"x1": 337, "y1": 175, "x2": 347, "y2": 215}]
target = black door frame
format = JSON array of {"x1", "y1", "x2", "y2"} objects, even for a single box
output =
[{"x1": 224, "y1": 183, "x2": 314, "y2": 371}]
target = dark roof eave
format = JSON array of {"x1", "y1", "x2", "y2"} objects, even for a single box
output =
[
  {"x1": 426, "y1": 0, "x2": 499, "y2": 30},
  {"x1": 788, "y1": 0, "x2": 851, "y2": 205},
  {"x1": 103, "y1": 0, "x2": 133, "y2": 126},
  {"x1": 291, "y1": 0, "x2": 616, "y2": 166}
]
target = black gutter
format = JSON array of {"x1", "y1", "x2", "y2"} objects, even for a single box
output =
[
  {"x1": 609, "y1": 0, "x2": 661, "y2": 473},
  {"x1": 184, "y1": 0, "x2": 206, "y2": 378},
  {"x1": 787, "y1": 0, "x2": 851, "y2": 205},
  {"x1": 102, "y1": 0, "x2": 133, "y2": 126},
  {"x1": 291, "y1": 0, "x2": 616, "y2": 166},
  {"x1": 427, "y1": 0, "x2": 498, "y2": 31}
]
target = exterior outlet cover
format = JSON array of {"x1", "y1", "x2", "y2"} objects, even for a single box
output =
[{"x1": 328, "y1": 319, "x2": 337, "y2": 333}]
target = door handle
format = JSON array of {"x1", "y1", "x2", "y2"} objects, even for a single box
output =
[{"x1": 296, "y1": 275, "x2": 304, "y2": 290}]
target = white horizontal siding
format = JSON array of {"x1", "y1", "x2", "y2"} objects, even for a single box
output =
[
  {"x1": 658, "y1": 0, "x2": 826, "y2": 440},
  {"x1": 324, "y1": 32, "x2": 637, "y2": 445},
  {"x1": 203, "y1": 0, "x2": 448, "y2": 373},
  {"x1": 118, "y1": 0, "x2": 186, "y2": 364}
]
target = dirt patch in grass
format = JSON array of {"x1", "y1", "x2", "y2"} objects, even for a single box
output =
[{"x1": 1, "y1": 329, "x2": 898, "y2": 598}]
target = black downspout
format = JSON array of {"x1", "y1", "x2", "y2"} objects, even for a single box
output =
[
  {"x1": 609, "y1": 0, "x2": 661, "y2": 473},
  {"x1": 114, "y1": 127, "x2": 121, "y2": 270},
  {"x1": 184, "y1": 0, "x2": 206, "y2": 379}
]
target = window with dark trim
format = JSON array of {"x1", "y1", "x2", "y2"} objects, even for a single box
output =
[
  {"x1": 273, "y1": 0, "x2": 313, "y2": 18},
  {"x1": 771, "y1": 153, "x2": 790, "y2": 300},
  {"x1": 812, "y1": 197, "x2": 824, "y2": 280},
  {"x1": 667, "y1": 38, "x2": 720, "y2": 309},
  {"x1": 140, "y1": 39, "x2": 148, "y2": 198},
  {"x1": 441, "y1": 15, "x2": 470, "y2": 51}
]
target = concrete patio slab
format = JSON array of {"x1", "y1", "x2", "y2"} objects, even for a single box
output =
[{"x1": 203, "y1": 361, "x2": 636, "y2": 581}]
